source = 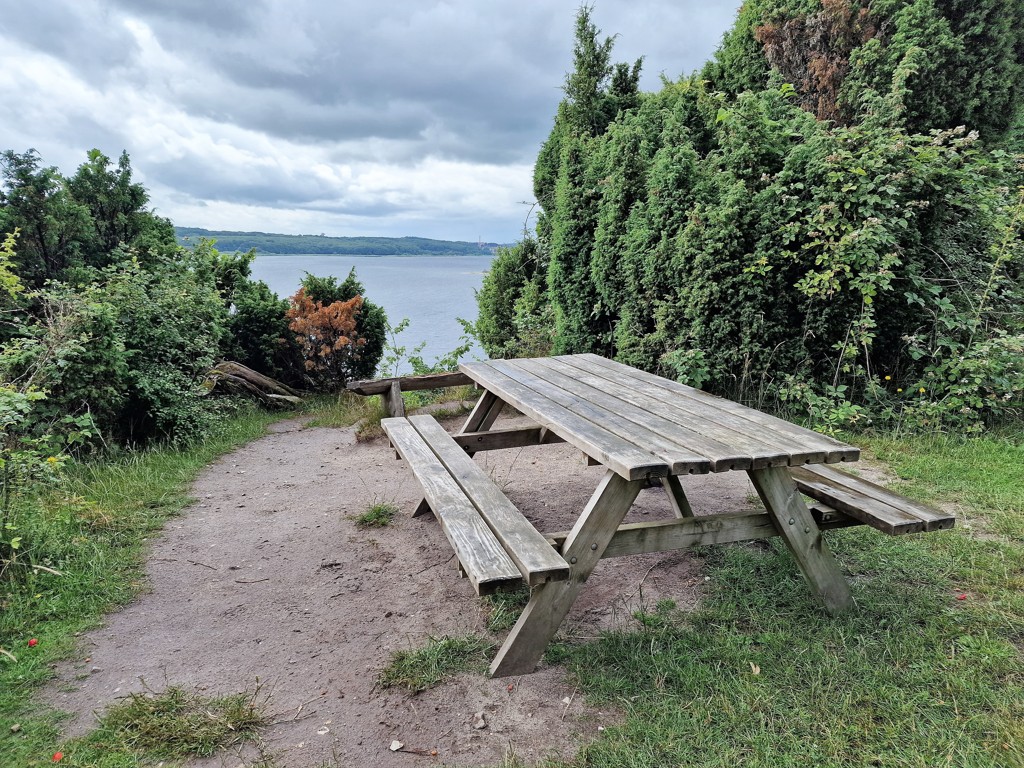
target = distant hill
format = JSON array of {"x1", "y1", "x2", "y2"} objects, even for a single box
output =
[{"x1": 175, "y1": 227, "x2": 502, "y2": 256}]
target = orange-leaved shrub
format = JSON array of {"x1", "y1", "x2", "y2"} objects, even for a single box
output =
[{"x1": 286, "y1": 287, "x2": 367, "y2": 391}]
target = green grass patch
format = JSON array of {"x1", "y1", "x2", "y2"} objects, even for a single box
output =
[
  {"x1": 379, "y1": 635, "x2": 494, "y2": 693},
  {"x1": 483, "y1": 586, "x2": 531, "y2": 632},
  {"x1": 541, "y1": 430, "x2": 1024, "y2": 767},
  {"x1": 354, "y1": 501, "x2": 398, "y2": 528},
  {"x1": 55, "y1": 685, "x2": 266, "y2": 765},
  {"x1": 0, "y1": 406, "x2": 278, "y2": 766},
  {"x1": 303, "y1": 391, "x2": 379, "y2": 429}
]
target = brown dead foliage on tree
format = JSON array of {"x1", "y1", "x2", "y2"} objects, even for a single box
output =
[
  {"x1": 286, "y1": 287, "x2": 367, "y2": 390},
  {"x1": 756, "y1": 0, "x2": 877, "y2": 123}
]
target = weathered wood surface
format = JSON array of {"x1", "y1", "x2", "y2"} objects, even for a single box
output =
[
  {"x1": 519, "y1": 356, "x2": 793, "y2": 470},
  {"x1": 347, "y1": 371, "x2": 472, "y2": 395},
  {"x1": 461, "y1": 361, "x2": 678, "y2": 480},
  {"x1": 490, "y1": 471, "x2": 642, "y2": 677},
  {"x1": 452, "y1": 426, "x2": 565, "y2": 453},
  {"x1": 749, "y1": 466, "x2": 852, "y2": 614},
  {"x1": 381, "y1": 379, "x2": 405, "y2": 418},
  {"x1": 460, "y1": 356, "x2": 860, "y2": 480},
  {"x1": 381, "y1": 417, "x2": 521, "y2": 595},
  {"x1": 203, "y1": 361, "x2": 303, "y2": 406},
  {"x1": 507, "y1": 358, "x2": 755, "y2": 472},
  {"x1": 545, "y1": 508, "x2": 859, "y2": 557},
  {"x1": 663, "y1": 475, "x2": 694, "y2": 518},
  {"x1": 564, "y1": 354, "x2": 860, "y2": 465},
  {"x1": 792, "y1": 464, "x2": 955, "y2": 534},
  {"x1": 407, "y1": 416, "x2": 569, "y2": 586}
]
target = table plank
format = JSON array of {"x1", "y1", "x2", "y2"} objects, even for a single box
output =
[
  {"x1": 525, "y1": 356, "x2": 793, "y2": 469},
  {"x1": 460, "y1": 362, "x2": 681, "y2": 480},
  {"x1": 571, "y1": 354, "x2": 859, "y2": 464},
  {"x1": 509, "y1": 357, "x2": 756, "y2": 471}
]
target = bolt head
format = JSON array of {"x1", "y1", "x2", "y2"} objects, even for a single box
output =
[
  {"x1": 788, "y1": 518, "x2": 795, "y2": 525},
  {"x1": 570, "y1": 556, "x2": 578, "y2": 564}
]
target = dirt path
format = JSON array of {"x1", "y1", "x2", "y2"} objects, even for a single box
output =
[{"x1": 43, "y1": 411, "x2": 762, "y2": 767}]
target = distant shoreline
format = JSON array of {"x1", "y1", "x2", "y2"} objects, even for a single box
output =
[{"x1": 175, "y1": 226, "x2": 506, "y2": 257}]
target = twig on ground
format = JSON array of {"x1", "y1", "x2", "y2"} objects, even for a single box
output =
[
  {"x1": 187, "y1": 559, "x2": 218, "y2": 571},
  {"x1": 234, "y1": 578, "x2": 270, "y2": 584}
]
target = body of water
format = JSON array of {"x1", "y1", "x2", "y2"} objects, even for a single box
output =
[{"x1": 249, "y1": 253, "x2": 495, "y2": 374}]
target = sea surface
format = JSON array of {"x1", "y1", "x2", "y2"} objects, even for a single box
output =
[{"x1": 249, "y1": 253, "x2": 495, "y2": 374}]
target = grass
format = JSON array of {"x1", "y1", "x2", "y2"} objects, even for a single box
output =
[
  {"x1": 303, "y1": 385, "x2": 478, "y2": 440},
  {"x1": 378, "y1": 635, "x2": 494, "y2": 693},
  {"x1": 483, "y1": 586, "x2": 531, "y2": 632},
  {"x1": 0, "y1": 406, "x2": 279, "y2": 767},
  {"x1": 354, "y1": 501, "x2": 398, "y2": 528},
  {"x1": 54, "y1": 685, "x2": 267, "y2": 764},
  {"x1": 537, "y1": 429, "x2": 1024, "y2": 768}
]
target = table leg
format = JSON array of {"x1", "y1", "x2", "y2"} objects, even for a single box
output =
[
  {"x1": 748, "y1": 466, "x2": 852, "y2": 614},
  {"x1": 459, "y1": 390, "x2": 505, "y2": 439},
  {"x1": 664, "y1": 475, "x2": 694, "y2": 518},
  {"x1": 490, "y1": 470, "x2": 642, "y2": 677}
]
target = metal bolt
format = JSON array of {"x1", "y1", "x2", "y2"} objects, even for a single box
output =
[
  {"x1": 804, "y1": 526, "x2": 811, "y2": 533},
  {"x1": 591, "y1": 543, "x2": 598, "y2": 551},
  {"x1": 788, "y1": 518, "x2": 795, "y2": 525},
  {"x1": 570, "y1": 557, "x2": 578, "y2": 564}
]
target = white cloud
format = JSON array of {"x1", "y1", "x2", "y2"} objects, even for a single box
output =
[{"x1": 0, "y1": 1, "x2": 741, "y2": 241}]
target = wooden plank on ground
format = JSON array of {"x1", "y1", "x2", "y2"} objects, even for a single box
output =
[
  {"x1": 791, "y1": 465, "x2": 954, "y2": 534},
  {"x1": 460, "y1": 362, "x2": 680, "y2": 480},
  {"x1": 408, "y1": 416, "x2": 569, "y2": 586},
  {"x1": 570, "y1": 354, "x2": 860, "y2": 464},
  {"x1": 381, "y1": 417, "x2": 521, "y2": 595},
  {"x1": 347, "y1": 371, "x2": 472, "y2": 395},
  {"x1": 515, "y1": 357, "x2": 782, "y2": 471}
]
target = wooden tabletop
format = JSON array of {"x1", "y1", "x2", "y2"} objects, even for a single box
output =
[{"x1": 460, "y1": 354, "x2": 860, "y2": 481}]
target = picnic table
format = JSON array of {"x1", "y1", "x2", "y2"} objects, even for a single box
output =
[{"x1": 381, "y1": 354, "x2": 954, "y2": 677}]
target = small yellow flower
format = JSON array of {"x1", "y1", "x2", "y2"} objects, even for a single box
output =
[
  {"x1": 919, "y1": 387, "x2": 926, "y2": 394},
  {"x1": 46, "y1": 456, "x2": 58, "y2": 464},
  {"x1": 897, "y1": 388, "x2": 903, "y2": 393},
  {"x1": 884, "y1": 375, "x2": 891, "y2": 381}
]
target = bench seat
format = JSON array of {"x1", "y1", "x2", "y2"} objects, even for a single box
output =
[
  {"x1": 382, "y1": 415, "x2": 570, "y2": 595},
  {"x1": 791, "y1": 464, "x2": 955, "y2": 535}
]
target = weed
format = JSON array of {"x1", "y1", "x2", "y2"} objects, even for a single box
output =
[
  {"x1": 355, "y1": 502, "x2": 397, "y2": 528},
  {"x1": 379, "y1": 635, "x2": 494, "y2": 693}
]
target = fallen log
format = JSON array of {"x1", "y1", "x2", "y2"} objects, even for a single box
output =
[{"x1": 203, "y1": 361, "x2": 304, "y2": 407}]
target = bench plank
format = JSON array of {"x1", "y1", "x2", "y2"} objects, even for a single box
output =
[
  {"x1": 408, "y1": 416, "x2": 569, "y2": 586},
  {"x1": 382, "y1": 417, "x2": 522, "y2": 595},
  {"x1": 791, "y1": 465, "x2": 955, "y2": 535}
]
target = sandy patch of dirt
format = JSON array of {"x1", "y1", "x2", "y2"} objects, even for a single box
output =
[{"x1": 42, "y1": 411, "x2": 762, "y2": 767}]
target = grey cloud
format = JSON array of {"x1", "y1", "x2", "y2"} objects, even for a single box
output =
[{"x1": 1, "y1": 1, "x2": 740, "y2": 239}]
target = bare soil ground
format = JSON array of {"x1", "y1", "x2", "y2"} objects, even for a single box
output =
[{"x1": 43, "y1": 410, "x2": 764, "y2": 767}]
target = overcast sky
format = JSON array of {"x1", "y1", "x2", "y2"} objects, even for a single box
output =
[{"x1": 0, "y1": 1, "x2": 740, "y2": 242}]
